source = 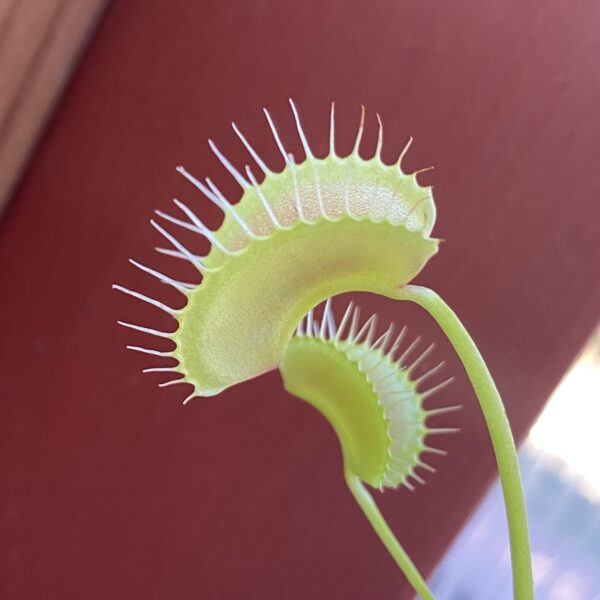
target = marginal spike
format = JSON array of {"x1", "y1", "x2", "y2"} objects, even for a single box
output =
[
  {"x1": 245, "y1": 165, "x2": 282, "y2": 229},
  {"x1": 112, "y1": 284, "x2": 175, "y2": 315},
  {"x1": 312, "y1": 319, "x2": 321, "y2": 338},
  {"x1": 297, "y1": 317, "x2": 305, "y2": 337},
  {"x1": 232, "y1": 121, "x2": 271, "y2": 175},
  {"x1": 155, "y1": 247, "x2": 208, "y2": 263},
  {"x1": 143, "y1": 367, "x2": 177, "y2": 373},
  {"x1": 396, "y1": 335, "x2": 422, "y2": 367},
  {"x1": 426, "y1": 427, "x2": 461, "y2": 435},
  {"x1": 423, "y1": 445, "x2": 448, "y2": 456},
  {"x1": 427, "y1": 404, "x2": 462, "y2": 418},
  {"x1": 398, "y1": 136, "x2": 413, "y2": 172},
  {"x1": 417, "y1": 460, "x2": 437, "y2": 474},
  {"x1": 335, "y1": 300, "x2": 355, "y2": 341},
  {"x1": 421, "y1": 376, "x2": 455, "y2": 399},
  {"x1": 386, "y1": 325, "x2": 408, "y2": 359},
  {"x1": 306, "y1": 309, "x2": 314, "y2": 337},
  {"x1": 403, "y1": 480, "x2": 416, "y2": 492},
  {"x1": 289, "y1": 99, "x2": 325, "y2": 217},
  {"x1": 205, "y1": 178, "x2": 257, "y2": 239},
  {"x1": 409, "y1": 471, "x2": 427, "y2": 485},
  {"x1": 117, "y1": 320, "x2": 171, "y2": 339},
  {"x1": 126, "y1": 345, "x2": 173, "y2": 358},
  {"x1": 129, "y1": 259, "x2": 193, "y2": 293},
  {"x1": 353, "y1": 105, "x2": 366, "y2": 155},
  {"x1": 208, "y1": 139, "x2": 250, "y2": 189},
  {"x1": 263, "y1": 108, "x2": 290, "y2": 166},
  {"x1": 325, "y1": 300, "x2": 337, "y2": 339},
  {"x1": 348, "y1": 305, "x2": 361, "y2": 341},
  {"x1": 172, "y1": 198, "x2": 233, "y2": 255},
  {"x1": 413, "y1": 165, "x2": 435, "y2": 176},
  {"x1": 287, "y1": 152, "x2": 306, "y2": 222},
  {"x1": 151, "y1": 219, "x2": 210, "y2": 273},
  {"x1": 155, "y1": 209, "x2": 201, "y2": 235},
  {"x1": 329, "y1": 102, "x2": 336, "y2": 156},
  {"x1": 158, "y1": 377, "x2": 186, "y2": 388},
  {"x1": 176, "y1": 166, "x2": 222, "y2": 205},
  {"x1": 375, "y1": 113, "x2": 383, "y2": 160},
  {"x1": 415, "y1": 360, "x2": 445, "y2": 386},
  {"x1": 355, "y1": 314, "x2": 378, "y2": 345},
  {"x1": 407, "y1": 342, "x2": 435, "y2": 375},
  {"x1": 183, "y1": 392, "x2": 196, "y2": 405},
  {"x1": 321, "y1": 297, "x2": 333, "y2": 340},
  {"x1": 288, "y1": 98, "x2": 314, "y2": 159},
  {"x1": 372, "y1": 323, "x2": 394, "y2": 352}
]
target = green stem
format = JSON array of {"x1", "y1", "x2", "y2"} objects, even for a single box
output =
[
  {"x1": 344, "y1": 467, "x2": 435, "y2": 600},
  {"x1": 396, "y1": 285, "x2": 533, "y2": 600}
]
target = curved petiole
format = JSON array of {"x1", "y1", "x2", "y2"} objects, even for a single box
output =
[
  {"x1": 344, "y1": 467, "x2": 435, "y2": 600},
  {"x1": 395, "y1": 285, "x2": 533, "y2": 600}
]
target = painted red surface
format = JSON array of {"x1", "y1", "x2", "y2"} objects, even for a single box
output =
[{"x1": 1, "y1": 1, "x2": 599, "y2": 598}]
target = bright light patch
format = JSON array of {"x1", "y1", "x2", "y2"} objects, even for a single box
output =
[{"x1": 528, "y1": 328, "x2": 600, "y2": 503}]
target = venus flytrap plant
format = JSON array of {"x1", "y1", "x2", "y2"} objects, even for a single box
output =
[
  {"x1": 282, "y1": 300, "x2": 458, "y2": 600},
  {"x1": 114, "y1": 101, "x2": 533, "y2": 599}
]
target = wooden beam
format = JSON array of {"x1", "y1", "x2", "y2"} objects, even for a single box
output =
[{"x1": 0, "y1": 0, "x2": 108, "y2": 213}]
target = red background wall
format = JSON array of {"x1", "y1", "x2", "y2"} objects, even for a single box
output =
[{"x1": 1, "y1": 1, "x2": 600, "y2": 598}]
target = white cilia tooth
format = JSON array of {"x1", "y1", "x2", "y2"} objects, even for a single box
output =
[
  {"x1": 407, "y1": 342, "x2": 435, "y2": 375},
  {"x1": 421, "y1": 376, "x2": 455, "y2": 399},
  {"x1": 375, "y1": 113, "x2": 383, "y2": 161},
  {"x1": 208, "y1": 138, "x2": 250, "y2": 189},
  {"x1": 288, "y1": 99, "x2": 325, "y2": 217},
  {"x1": 245, "y1": 165, "x2": 282, "y2": 229},
  {"x1": 127, "y1": 345, "x2": 173, "y2": 358},
  {"x1": 172, "y1": 198, "x2": 233, "y2": 255},
  {"x1": 397, "y1": 136, "x2": 413, "y2": 172},
  {"x1": 117, "y1": 321, "x2": 171, "y2": 339},
  {"x1": 286, "y1": 152, "x2": 305, "y2": 222},
  {"x1": 182, "y1": 392, "x2": 196, "y2": 405},
  {"x1": 372, "y1": 323, "x2": 394, "y2": 352},
  {"x1": 426, "y1": 426, "x2": 460, "y2": 435},
  {"x1": 415, "y1": 360, "x2": 445, "y2": 386},
  {"x1": 353, "y1": 105, "x2": 366, "y2": 156},
  {"x1": 347, "y1": 305, "x2": 361, "y2": 341},
  {"x1": 335, "y1": 300, "x2": 354, "y2": 341},
  {"x1": 427, "y1": 405, "x2": 462, "y2": 418},
  {"x1": 155, "y1": 209, "x2": 202, "y2": 235},
  {"x1": 306, "y1": 309, "x2": 314, "y2": 337},
  {"x1": 387, "y1": 325, "x2": 408, "y2": 359},
  {"x1": 112, "y1": 284, "x2": 175, "y2": 315},
  {"x1": 155, "y1": 247, "x2": 209, "y2": 264},
  {"x1": 205, "y1": 178, "x2": 258, "y2": 239},
  {"x1": 129, "y1": 259, "x2": 194, "y2": 293},
  {"x1": 231, "y1": 121, "x2": 271, "y2": 175},
  {"x1": 396, "y1": 335, "x2": 422, "y2": 367},
  {"x1": 176, "y1": 166, "x2": 223, "y2": 205},
  {"x1": 321, "y1": 297, "x2": 333, "y2": 340},
  {"x1": 150, "y1": 219, "x2": 212, "y2": 273},
  {"x1": 354, "y1": 314, "x2": 377, "y2": 344},
  {"x1": 288, "y1": 98, "x2": 314, "y2": 159},
  {"x1": 329, "y1": 102, "x2": 336, "y2": 156},
  {"x1": 263, "y1": 107, "x2": 290, "y2": 166},
  {"x1": 158, "y1": 377, "x2": 186, "y2": 388}
]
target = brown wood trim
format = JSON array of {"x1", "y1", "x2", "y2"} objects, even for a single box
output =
[{"x1": 0, "y1": 0, "x2": 108, "y2": 214}]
